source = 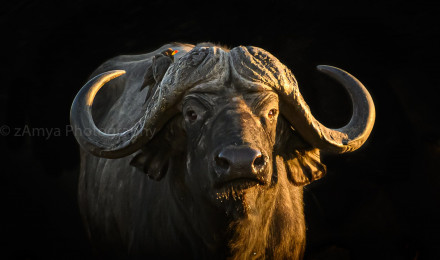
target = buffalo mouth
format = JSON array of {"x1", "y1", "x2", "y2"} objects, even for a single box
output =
[
  {"x1": 216, "y1": 177, "x2": 265, "y2": 189},
  {"x1": 213, "y1": 175, "x2": 267, "y2": 201}
]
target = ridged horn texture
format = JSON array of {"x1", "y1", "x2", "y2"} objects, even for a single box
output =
[
  {"x1": 284, "y1": 65, "x2": 376, "y2": 153},
  {"x1": 70, "y1": 44, "x2": 375, "y2": 158},
  {"x1": 229, "y1": 46, "x2": 375, "y2": 153},
  {"x1": 70, "y1": 46, "x2": 229, "y2": 158}
]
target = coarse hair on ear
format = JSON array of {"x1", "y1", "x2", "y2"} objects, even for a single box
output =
[
  {"x1": 275, "y1": 117, "x2": 327, "y2": 186},
  {"x1": 284, "y1": 148, "x2": 327, "y2": 186},
  {"x1": 130, "y1": 116, "x2": 185, "y2": 180}
]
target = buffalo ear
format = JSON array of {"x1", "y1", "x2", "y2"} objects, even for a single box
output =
[
  {"x1": 130, "y1": 147, "x2": 171, "y2": 181},
  {"x1": 276, "y1": 118, "x2": 326, "y2": 185},
  {"x1": 284, "y1": 149, "x2": 327, "y2": 186},
  {"x1": 130, "y1": 117, "x2": 185, "y2": 181}
]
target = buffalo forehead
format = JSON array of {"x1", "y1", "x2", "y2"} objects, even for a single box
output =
[
  {"x1": 180, "y1": 45, "x2": 281, "y2": 93},
  {"x1": 187, "y1": 79, "x2": 273, "y2": 93}
]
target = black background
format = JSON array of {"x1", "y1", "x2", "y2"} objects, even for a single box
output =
[{"x1": 1, "y1": 1, "x2": 439, "y2": 259}]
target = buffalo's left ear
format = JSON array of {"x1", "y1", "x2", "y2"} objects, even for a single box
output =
[
  {"x1": 130, "y1": 116, "x2": 185, "y2": 180},
  {"x1": 284, "y1": 149, "x2": 327, "y2": 186},
  {"x1": 130, "y1": 144, "x2": 172, "y2": 181}
]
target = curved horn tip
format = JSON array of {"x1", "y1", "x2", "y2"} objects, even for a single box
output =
[
  {"x1": 93, "y1": 70, "x2": 127, "y2": 84},
  {"x1": 312, "y1": 64, "x2": 375, "y2": 153},
  {"x1": 316, "y1": 64, "x2": 329, "y2": 70},
  {"x1": 316, "y1": 65, "x2": 344, "y2": 74},
  {"x1": 84, "y1": 70, "x2": 127, "y2": 106},
  {"x1": 106, "y1": 69, "x2": 126, "y2": 78}
]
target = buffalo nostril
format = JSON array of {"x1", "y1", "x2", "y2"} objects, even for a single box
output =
[
  {"x1": 253, "y1": 154, "x2": 266, "y2": 168},
  {"x1": 215, "y1": 155, "x2": 230, "y2": 170}
]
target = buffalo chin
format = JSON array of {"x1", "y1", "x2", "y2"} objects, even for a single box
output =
[{"x1": 211, "y1": 180, "x2": 265, "y2": 219}]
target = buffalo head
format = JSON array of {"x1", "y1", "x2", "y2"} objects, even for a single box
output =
[{"x1": 70, "y1": 44, "x2": 375, "y2": 258}]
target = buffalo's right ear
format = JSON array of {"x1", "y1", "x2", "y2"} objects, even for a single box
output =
[{"x1": 130, "y1": 116, "x2": 185, "y2": 180}]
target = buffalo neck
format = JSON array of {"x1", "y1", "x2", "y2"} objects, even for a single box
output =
[{"x1": 165, "y1": 154, "x2": 306, "y2": 259}]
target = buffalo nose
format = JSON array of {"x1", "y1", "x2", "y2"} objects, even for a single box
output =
[{"x1": 214, "y1": 146, "x2": 267, "y2": 176}]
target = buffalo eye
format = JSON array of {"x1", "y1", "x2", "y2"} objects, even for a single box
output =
[
  {"x1": 267, "y1": 109, "x2": 277, "y2": 119},
  {"x1": 186, "y1": 110, "x2": 198, "y2": 122}
]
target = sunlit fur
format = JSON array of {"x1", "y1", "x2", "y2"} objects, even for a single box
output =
[{"x1": 227, "y1": 156, "x2": 306, "y2": 260}]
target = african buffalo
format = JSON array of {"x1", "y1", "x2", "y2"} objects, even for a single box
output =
[{"x1": 70, "y1": 42, "x2": 375, "y2": 259}]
